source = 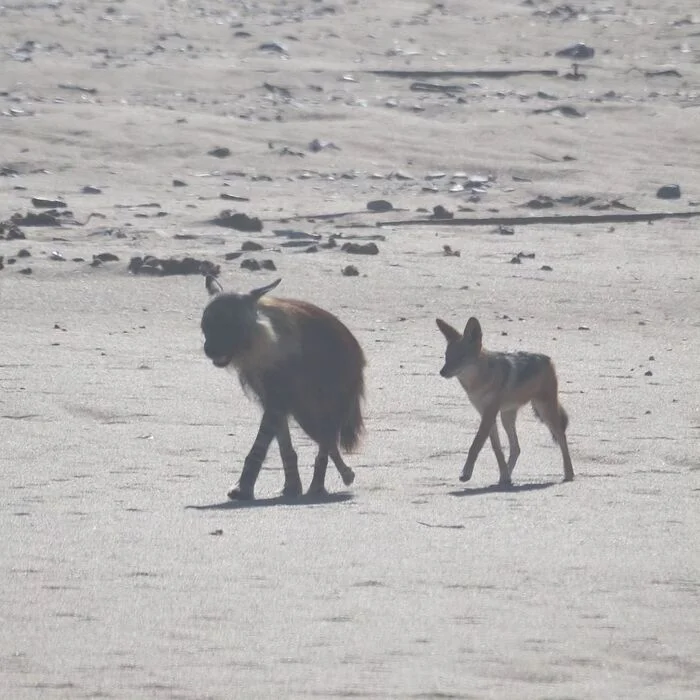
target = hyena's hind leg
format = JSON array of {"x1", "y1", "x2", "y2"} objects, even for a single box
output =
[
  {"x1": 532, "y1": 397, "x2": 574, "y2": 482},
  {"x1": 276, "y1": 416, "x2": 303, "y2": 497},
  {"x1": 307, "y1": 444, "x2": 330, "y2": 496},
  {"x1": 330, "y1": 445, "x2": 355, "y2": 487},
  {"x1": 500, "y1": 409, "x2": 521, "y2": 477},
  {"x1": 487, "y1": 421, "x2": 511, "y2": 486}
]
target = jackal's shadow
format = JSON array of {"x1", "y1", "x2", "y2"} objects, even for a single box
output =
[
  {"x1": 187, "y1": 491, "x2": 354, "y2": 511},
  {"x1": 449, "y1": 481, "x2": 558, "y2": 497}
]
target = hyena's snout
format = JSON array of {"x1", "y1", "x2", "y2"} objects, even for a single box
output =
[
  {"x1": 440, "y1": 363, "x2": 456, "y2": 378},
  {"x1": 203, "y1": 339, "x2": 232, "y2": 368}
]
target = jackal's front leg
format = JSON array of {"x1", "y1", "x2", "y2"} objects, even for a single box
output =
[{"x1": 461, "y1": 404, "x2": 500, "y2": 482}]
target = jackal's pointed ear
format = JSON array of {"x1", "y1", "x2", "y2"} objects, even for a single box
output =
[
  {"x1": 464, "y1": 317, "x2": 482, "y2": 344},
  {"x1": 249, "y1": 278, "x2": 282, "y2": 302},
  {"x1": 436, "y1": 318, "x2": 461, "y2": 343},
  {"x1": 205, "y1": 274, "x2": 224, "y2": 297}
]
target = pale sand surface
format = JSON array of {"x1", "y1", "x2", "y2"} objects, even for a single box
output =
[{"x1": 1, "y1": 1, "x2": 699, "y2": 698}]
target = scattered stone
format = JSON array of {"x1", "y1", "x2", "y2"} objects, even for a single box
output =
[
  {"x1": 31, "y1": 197, "x2": 67, "y2": 209},
  {"x1": 578, "y1": 325, "x2": 590, "y2": 331},
  {"x1": 224, "y1": 251, "x2": 243, "y2": 261},
  {"x1": 90, "y1": 259, "x2": 102, "y2": 268},
  {"x1": 443, "y1": 245, "x2": 460, "y2": 257},
  {"x1": 509, "y1": 256, "x2": 522, "y2": 264},
  {"x1": 341, "y1": 242, "x2": 379, "y2": 255},
  {"x1": 208, "y1": 147, "x2": 231, "y2": 158},
  {"x1": 644, "y1": 370, "x2": 653, "y2": 377},
  {"x1": 656, "y1": 184, "x2": 681, "y2": 199},
  {"x1": 523, "y1": 195, "x2": 555, "y2": 209},
  {"x1": 93, "y1": 252, "x2": 119, "y2": 262},
  {"x1": 82, "y1": 185, "x2": 102, "y2": 194},
  {"x1": 541, "y1": 265, "x2": 553, "y2": 271},
  {"x1": 342, "y1": 265, "x2": 359, "y2": 277},
  {"x1": 273, "y1": 229, "x2": 319, "y2": 241},
  {"x1": 259, "y1": 42, "x2": 287, "y2": 54},
  {"x1": 73, "y1": 258, "x2": 85, "y2": 263},
  {"x1": 308, "y1": 139, "x2": 340, "y2": 153},
  {"x1": 305, "y1": 245, "x2": 319, "y2": 253},
  {"x1": 17, "y1": 248, "x2": 31, "y2": 258},
  {"x1": 555, "y1": 43, "x2": 595, "y2": 60},
  {"x1": 496, "y1": 225, "x2": 515, "y2": 235},
  {"x1": 11, "y1": 211, "x2": 62, "y2": 226},
  {"x1": 366, "y1": 199, "x2": 394, "y2": 213},
  {"x1": 50, "y1": 251, "x2": 66, "y2": 262},
  {"x1": 241, "y1": 241, "x2": 264, "y2": 252},
  {"x1": 173, "y1": 234, "x2": 197, "y2": 240},
  {"x1": 128, "y1": 255, "x2": 220, "y2": 277},
  {"x1": 261, "y1": 259, "x2": 277, "y2": 270},
  {"x1": 220, "y1": 193, "x2": 249, "y2": 202},
  {"x1": 241, "y1": 258, "x2": 261, "y2": 271},
  {"x1": 431, "y1": 205, "x2": 454, "y2": 220},
  {"x1": 172, "y1": 179, "x2": 187, "y2": 187},
  {"x1": 19, "y1": 267, "x2": 32, "y2": 275},
  {"x1": 209, "y1": 210, "x2": 263, "y2": 232}
]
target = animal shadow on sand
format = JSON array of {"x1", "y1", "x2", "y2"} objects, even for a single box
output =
[
  {"x1": 187, "y1": 491, "x2": 354, "y2": 511},
  {"x1": 449, "y1": 480, "x2": 558, "y2": 497}
]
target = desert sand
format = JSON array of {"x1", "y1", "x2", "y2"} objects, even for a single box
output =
[{"x1": 1, "y1": 1, "x2": 699, "y2": 698}]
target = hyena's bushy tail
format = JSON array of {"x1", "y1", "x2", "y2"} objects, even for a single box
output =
[
  {"x1": 339, "y1": 389, "x2": 365, "y2": 452},
  {"x1": 533, "y1": 403, "x2": 568, "y2": 444}
]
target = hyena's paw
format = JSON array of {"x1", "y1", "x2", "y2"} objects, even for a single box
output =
[
  {"x1": 460, "y1": 463, "x2": 475, "y2": 482},
  {"x1": 228, "y1": 486, "x2": 254, "y2": 500},
  {"x1": 498, "y1": 477, "x2": 513, "y2": 488},
  {"x1": 563, "y1": 473, "x2": 575, "y2": 483},
  {"x1": 306, "y1": 482, "x2": 328, "y2": 497},
  {"x1": 282, "y1": 481, "x2": 303, "y2": 498},
  {"x1": 340, "y1": 468, "x2": 355, "y2": 487}
]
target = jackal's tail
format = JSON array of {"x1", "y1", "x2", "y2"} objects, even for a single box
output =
[
  {"x1": 533, "y1": 403, "x2": 568, "y2": 443},
  {"x1": 339, "y1": 389, "x2": 365, "y2": 452}
]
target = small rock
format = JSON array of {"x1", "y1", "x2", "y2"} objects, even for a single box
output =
[
  {"x1": 220, "y1": 193, "x2": 249, "y2": 202},
  {"x1": 432, "y1": 205, "x2": 453, "y2": 220},
  {"x1": 259, "y1": 42, "x2": 287, "y2": 54},
  {"x1": 172, "y1": 179, "x2": 187, "y2": 187},
  {"x1": 241, "y1": 241, "x2": 264, "y2": 252},
  {"x1": 224, "y1": 251, "x2": 243, "y2": 261},
  {"x1": 555, "y1": 43, "x2": 595, "y2": 60},
  {"x1": 305, "y1": 245, "x2": 319, "y2": 253},
  {"x1": 366, "y1": 199, "x2": 393, "y2": 213},
  {"x1": 82, "y1": 185, "x2": 102, "y2": 194},
  {"x1": 656, "y1": 184, "x2": 681, "y2": 199},
  {"x1": 443, "y1": 245, "x2": 460, "y2": 257},
  {"x1": 509, "y1": 256, "x2": 522, "y2": 264},
  {"x1": 93, "y1": 252, "x2": 119, "y2": 262},
  {"x1": 308, "y1": 138, "x2": 340, "y2": 153},
  {"x1": 241, "y1": 258, "x2": 261, "y2": 271},
  {"x1": 31, "y1": 197, "x2": 67, "y2": 209},
  {"x1": 644, "y1": 370, "x2": 653, "y2": 377},
  {"x1": 342, "y1": 265, "x2": 359, "y2": 277},
  {"x1": 17, "y1": 248, "x2": 31, "y2": 258},
  {"x1": 260, "y1": 259, "x2": 277, "y2": 270},
  {"x1": 540, "y1": 265, "x2": 553, "y2": 271},
  {"x1": 524, "y1": 195, "x2": 555, "y2": 209},
  {"x1": 208, "y1": 147, "x2": 231, "y2": 158},
  {"x1": 496, "y1": 225, "x2": 515, "y2": 235},
  {"x1": 341, "y1": 242, "x2": 379, "y2": 255},
  {"x1": 50, "y1": 251, "x2": 66, "y2": 262},
  {"x1": 209, "y1": 211, "x2": 263, "y2": 232},
  {"x1": 19, "y1": 267, "x2": 32, "y2": 275},
  {"x1": 578, "y1": 325, "x2": 590, "y2": 331}
]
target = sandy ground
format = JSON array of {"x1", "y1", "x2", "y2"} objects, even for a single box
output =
[{"x1": 1, "y1": 1, "x2": 699, "y2": 698}]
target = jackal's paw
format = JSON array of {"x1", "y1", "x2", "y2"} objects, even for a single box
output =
[
  {"x1": 228, "y1": 486, "x2": 254, "y2": 500},
  {"x1": 459, "y1": 470, "x2": 472, "y2": 482},
  {"x1": 340, "y1": 468, "x2": 355, "y2": 486},
  {"x1": 282, "y1": 482, "x2": 303, "y2": 498}
]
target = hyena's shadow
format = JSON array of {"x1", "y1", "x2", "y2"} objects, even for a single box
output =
[
  {"x1": 186, "y1": 492, "x2": 354, "y2": 511},
  {"x1": 449, "y1": 481, "x2": 558, "y2": 497}
]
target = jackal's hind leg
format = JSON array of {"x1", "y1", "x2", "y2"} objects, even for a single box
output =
[
  {"x1": 330, "y1": 445, "x2": 355, "y2": 486},
  {"x1": 500, "y1": 410, "x2": 520, "y2": 477},
  {"x1": 277, "y1": 416, "x2": 303, "y2": 497},
  {"x1": 533, "y1": 398, "x2": 574, "y2": 482}
]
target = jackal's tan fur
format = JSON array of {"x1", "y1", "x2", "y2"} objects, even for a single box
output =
[{"x1": 436, "y1": 316, "x2": 574, "y2": 485}]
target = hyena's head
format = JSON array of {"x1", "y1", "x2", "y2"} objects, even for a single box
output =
[
  {"x1": 435, "y1": 317, "x2": 483, "y2": 378},
  {"x1": 201, "y1": 276, "x2": 281, "y2": 368}
]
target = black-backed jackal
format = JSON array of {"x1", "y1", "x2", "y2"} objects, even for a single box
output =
[
  {"x1": 436, "y1": 317, "x2": 574, "y2": 486},
  {"x1": 201, "y1": 276, "x2": 365, "y2": 499}
]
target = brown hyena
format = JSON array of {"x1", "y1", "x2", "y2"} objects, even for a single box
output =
[{"x1": 201, "y1": 276, "x2": 365, "y2": 499}]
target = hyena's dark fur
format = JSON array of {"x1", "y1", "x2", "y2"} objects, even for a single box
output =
[{"x1": 201, "y1": 276, "x2": 365, "y2": 499}]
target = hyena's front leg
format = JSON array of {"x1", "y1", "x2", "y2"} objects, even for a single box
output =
[
  {"x1": 276, "y1": 416, "x2": 303, "y2": 497},
  {"x1": 461, "y1": 404, "x2": 500, "y2": 482},
  {"x1": 228, "y1": 410, "x2": 277, "y2": 500}
]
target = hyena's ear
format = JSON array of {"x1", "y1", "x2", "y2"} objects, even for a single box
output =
[
  {"x1": 436, "y1": 318, "x2": 461, "y2": 343},
  {"x1": 249, "y1": 278, "x2": 282, "y2": 302},
  {"x1": 463, "y1": 317, "x2": 482, "y2": 344},
  {"x1": 205, "y1": 274, "x2": 224, "y2": 297}
]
